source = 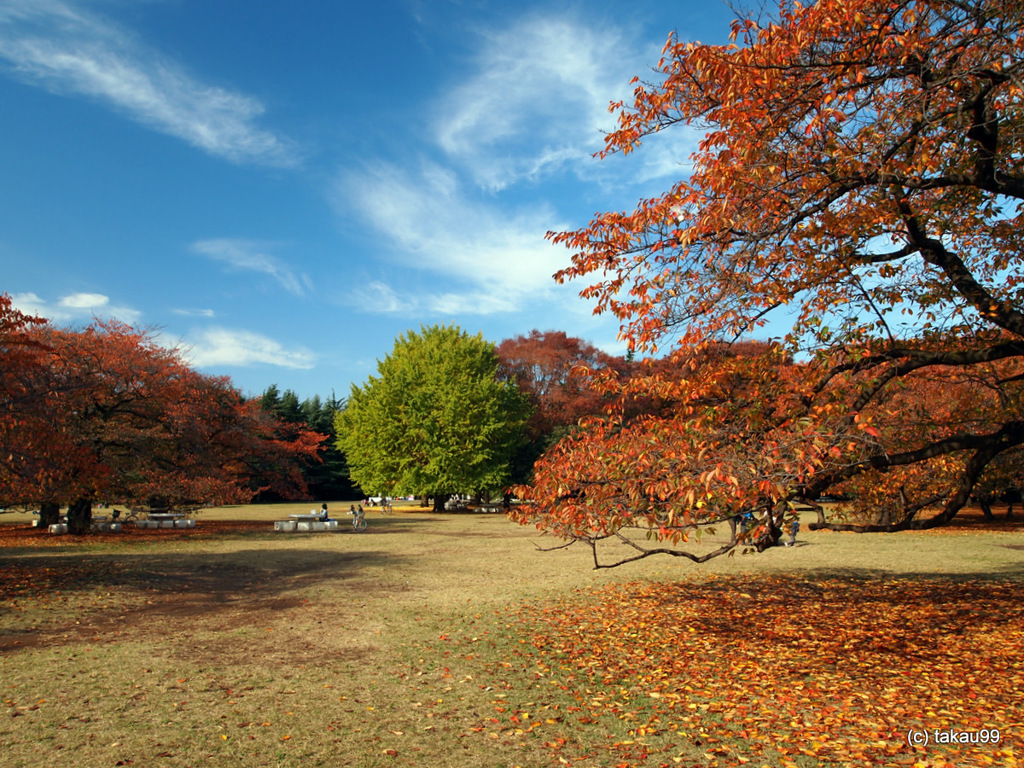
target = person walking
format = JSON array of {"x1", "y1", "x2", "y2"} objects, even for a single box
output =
[{"x1": 785, "y1": 519, "x2": 799, "y2": 547}]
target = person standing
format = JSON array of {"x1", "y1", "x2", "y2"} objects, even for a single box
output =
[{"x1": 786, "y1": 519, "x2": 799, "y2": 547}]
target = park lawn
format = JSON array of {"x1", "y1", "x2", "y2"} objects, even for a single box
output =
[{"x1": 0, "y1": 505, "x2": 1020, "y2": 767}]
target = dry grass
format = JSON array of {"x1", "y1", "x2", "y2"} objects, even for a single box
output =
[{"x1": 0, "y1": 504, "x2": 1021, "y2": 767}]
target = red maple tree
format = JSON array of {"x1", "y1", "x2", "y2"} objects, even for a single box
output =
[
  {"x1": 514, "y1": 0, "x2": 1024, "y2": 565},
  {"x1": 1, "y1": 313, "x2": 323, "y2": 533},
  {"x1": 496, "y1": 331, "x2": 628, "y2": 440}
]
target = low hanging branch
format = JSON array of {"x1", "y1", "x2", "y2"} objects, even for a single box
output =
[{"x1": 514, "y1": 0, "x2": 1024, "y2": 565}]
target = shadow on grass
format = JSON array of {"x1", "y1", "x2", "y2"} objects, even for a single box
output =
[
  {"x1": 607, "y1": 567, "x2": 1024, "y2": 651},
  {"x1": 0, "y1": 546, "x2": 407, "y2": 601},
  {"x1": 0, "y1": 547, "x2": 411, "y2": 652}
]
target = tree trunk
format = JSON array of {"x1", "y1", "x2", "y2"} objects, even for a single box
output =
[
  {"x1": 976, "y1": 496, "x2": 995, "y2": 520},
  {"x1": 66, "y1": 497, "x2": 92, "y2": 535},
  {"x1": 38, "y1": 502, "x2": 61, "y2": 529},
  {"x1": 1002, "y1": 488, "x2": 1020, "y2": 520},
  {"x1": 754, "y1": 507, "x2": 782, "y2": 551},
  {"x1": 433, "y1": 494, "x2": 448, "y2": 513}
]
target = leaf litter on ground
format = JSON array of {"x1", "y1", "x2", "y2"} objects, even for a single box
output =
[{"x1": 464, "y1": 575, "x2": 1022, "y2": 767}]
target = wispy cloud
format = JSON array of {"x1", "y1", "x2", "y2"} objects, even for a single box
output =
[
  {"x1": 334, "y1": 11, "x2": 703, "y2": 325},
  {"x1": 361, "y1": 281, "x2": 404, "y2": 314},
  {"x1": 10, "y1": 290, "x2": 142, "y2": 324},
  {"x1": 432, "y1": 12, "x2": 707, "y2": 192},
  {"x1": 338, "y1": 160, "x2": 570, "y2": 315},
  {"x1": 173, "y1": 307, "x2": 216, "y2": 318},
  {"x1": 0, "y1": 0, "x2": 298, "y2": 166},
  {"x1": 191, "y1": 238, "x2": 310, "y2": 296},
  {"x1": 181, "y1": 327, "x2": 315, "y2": 370},
  {"x1": 434, "y1": 14, "x2": 653, "y2": 191}
]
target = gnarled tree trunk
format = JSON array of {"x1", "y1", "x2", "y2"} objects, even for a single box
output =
[
  {"x1": 37, "y1": 501, "x2": 61, "y2": 529},
  {"x1": 66, "y1": 497, "x2": 92, "y2": 535}
]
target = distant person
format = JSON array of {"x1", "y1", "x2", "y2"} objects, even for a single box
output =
[
  {"x1": 786, "y1": 519, "x2": 800, "y2": 547},
  {"x1": 320, "y1": 503, "x2": 329, "y2": 522}
]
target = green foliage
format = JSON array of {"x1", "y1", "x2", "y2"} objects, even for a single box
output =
[
  {"x1": 336, "y1": 324, "x2": 532, "y2": 501},
  {"x1": 257, "y1": 386, "x2": 357, "y2": 500}
]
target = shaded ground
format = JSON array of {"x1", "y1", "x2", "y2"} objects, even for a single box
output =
[
  {"x1": 0, "y1": 519, "x2": 271, "y2": 548},
  {"x1": 0, "y1": 523, "x2": 384, "y2": 665}
]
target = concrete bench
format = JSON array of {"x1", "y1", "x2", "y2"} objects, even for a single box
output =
[
  {"x1": 133, "y1": 519, "x2": 196, "y2": 529},
  {"x1": 46, "y1": 524, "x2": 122, "y2": 536},
  {"x1": 274, "y1": 519, "x2": 339, "y2": 532},
  {"x1": 47, "y1": 521, "x2": 124, "y2": 534}
]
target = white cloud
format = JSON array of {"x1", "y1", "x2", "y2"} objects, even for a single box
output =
[
  {"x1": 431, "y1": 12, "x2": 710, "y2": 193},
  {"x1": 10, "y1": 290, "x2": 141, "y2": 324},
  {"x1": 58, "y1": 291, "x2": 108, "y2": 309},
  {"x1": 0, "y1": 0, "x2": 298, "y2": 166},
  {"x1": 338, "y1": 160, "x2": 571, "y2": 314},
  {"x1": 361, "y1": 281, "x2": 404, "y2": 314},
  {"x1": 191, "y1": 238, "x2": 310, "y2": 296},
  {"x1": 181, "y1": 327, "x2": 315, "y2": 370},
  {"x1": 173, "y1": 307, "x2": 216, "y2": 318},
  {"x1": 434, "y1": 14, "x2": 654, "y2": 191},
  {"x1": 335, "y1": 12, "x2": 703, "y2": 320}
]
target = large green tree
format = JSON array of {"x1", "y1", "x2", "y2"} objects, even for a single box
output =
[{"x1": 336, "y1": 325, "x2": 531, "y2": 511}]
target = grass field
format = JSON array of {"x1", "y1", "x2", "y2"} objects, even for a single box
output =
[{"x1": 0, "y1": 502, "x2": 1021, "y2": 767}]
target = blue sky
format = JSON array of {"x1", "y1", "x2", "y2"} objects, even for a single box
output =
[{"x1": 1, "y1": 0, "x2": 737, "y2": 401}]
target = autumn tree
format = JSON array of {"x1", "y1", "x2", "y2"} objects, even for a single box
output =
[
  {"x1": 2, "y1": 318, "x2": 323, "y2": 533},
  {"x1": 514, "y1": 0, "x2": 1024, "y2": 565},
  {"x1": 496, "y1": 331, "x2": 628, "y2": 480},
  {"x1": 336, "y1": 325, "x2": 531, "y2": 511},
  {"x1": 0, "y1": 294, "x2": 59, "y2": 515},
  {"x1": 258, "y1": 386, "x2": 359, "y2": 500}
]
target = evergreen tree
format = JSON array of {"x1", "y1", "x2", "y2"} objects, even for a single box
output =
[{"x1": 257, "y1": 386, "x2": 359, "y2": 500}]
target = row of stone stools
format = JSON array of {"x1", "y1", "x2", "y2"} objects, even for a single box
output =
[
  {"x1": 45, "y1": 518, "x2": 196, "y2": 533},
  {"x1": 274, "y1": 520, "x2": 340, "y2": 532},
  {"x1": 46, "y1": 521, "x2": 124, "y2": 534}
]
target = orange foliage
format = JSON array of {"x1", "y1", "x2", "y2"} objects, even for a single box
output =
[
  {"x1": 0, "y1": 312, "x2": 323, "y2": 522},
  {"x1": 517, "y1": 0, "x2": 1024, "y2": 562},
  {"x1": 483, "y1": 577, "x2": 1023, "y2": 766}
]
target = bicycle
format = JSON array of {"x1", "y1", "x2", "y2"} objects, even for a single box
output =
[
  {"x1": 113, "y1": 508, "x2": 143, "y2": 524},
  {"x1": 348, "y1": 507, "x2": 368, "y2": 532},
  {"x1": 380, "y1": 499, "x2": 393, "y2": 515}
]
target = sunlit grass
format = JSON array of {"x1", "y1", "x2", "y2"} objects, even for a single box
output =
[{"x1": 1, "y1": 506, "x2": 1021, "y2": 767}]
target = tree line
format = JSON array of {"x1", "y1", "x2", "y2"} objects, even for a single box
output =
[
  {"x1": 8, "y1": 0, "x2": 1022, "y2": 560},
  {"x1": 0, "y1": 298, "x2": 322, "y2": 533},
  {"x1": 255, "y1": 385, "x2": 359, "y2": 501}
]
